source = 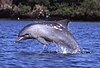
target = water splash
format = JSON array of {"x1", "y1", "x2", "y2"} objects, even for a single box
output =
[
  {"x1": 40, "y1": 43, "x2": 76, "y2": 54},
  {"x1": 56, "y1": 45, "x2": 72, "y2": 54}
]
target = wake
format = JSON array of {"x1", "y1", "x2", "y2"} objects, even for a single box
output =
[{"x1": 42, "y1": 44, "x2": 80, "y2": 54}]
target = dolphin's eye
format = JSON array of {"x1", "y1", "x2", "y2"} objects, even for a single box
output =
[
  {"x1": 24, "y1": 33, "x2": 30, "y2": 37},
  {"x1": 25, "y1": 33, "x2": 29, "y2": 35}
]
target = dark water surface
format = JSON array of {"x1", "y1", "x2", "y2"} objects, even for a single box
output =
[{"x1": 0, "y1": 20, "x2": 100, "y2": 68}]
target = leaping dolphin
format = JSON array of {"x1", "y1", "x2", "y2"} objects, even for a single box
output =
[{"x1": 16, "y1": 19, "x2": 80, "y2": 54}]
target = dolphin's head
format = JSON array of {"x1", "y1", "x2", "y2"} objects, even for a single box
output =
[
  {"x1": 16, "y1": 33, "x2": 32, "y2": 42},
  {"x1": 16, "y1": 25, "x2": 33, "y2": 42}
]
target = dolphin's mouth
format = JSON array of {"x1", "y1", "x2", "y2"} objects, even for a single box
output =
[{"x1": 16, "y1": 36, "x2": 26, "y2": 42}]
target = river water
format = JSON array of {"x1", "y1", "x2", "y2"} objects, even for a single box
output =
[{"x1": 0, "y1": 20, "x2": 100, "y2": 68}]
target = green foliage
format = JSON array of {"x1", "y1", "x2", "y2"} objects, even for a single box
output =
[
  {"x1": 81, "y1": 0, "x2": 100, "y2": 16},
  {"x1": 31, "y1": 0, "x2": 50, "y2": 6},
  {"x1": 12, "y1": 0, "x2": 100, "y2": 19},
  {"x1": 18, "y1": 3, "x2": 31, "y2": 14}
]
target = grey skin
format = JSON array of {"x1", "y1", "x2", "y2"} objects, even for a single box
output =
[{"x1": 16, "y1": 19, "x2": 80, "y2": 54}]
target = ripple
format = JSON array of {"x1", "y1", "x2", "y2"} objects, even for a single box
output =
[{"x1": 0, "y1": 20, "x2": 100, "y2": 68}]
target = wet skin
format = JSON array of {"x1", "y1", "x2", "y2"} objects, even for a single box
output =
[{"x1": 16, "y1": 19, "x2": 80, "y2": 54}]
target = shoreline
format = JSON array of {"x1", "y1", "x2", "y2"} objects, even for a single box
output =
[
  {"x1": 0, "y1": 18, "x2": 100, "y2": 22},
  {"x1": 0, "y1": 13, "x2": 100, "y2": 21}
]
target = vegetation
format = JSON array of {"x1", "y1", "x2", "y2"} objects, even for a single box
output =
[
  {"x1": 0, "y1": 0, "x2": 100, "y2": 21},
  {"x1": 18, "y1": 3, "x2": 31, "y2": 14}
]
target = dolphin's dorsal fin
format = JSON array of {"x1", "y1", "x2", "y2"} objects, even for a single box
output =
[{"x1": 57, "y1": 19, "x2": 70, "y2": 28}]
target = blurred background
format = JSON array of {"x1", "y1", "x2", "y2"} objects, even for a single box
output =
[{"x1": 0, "y1": 0, "x2": 100, "y2": 21}]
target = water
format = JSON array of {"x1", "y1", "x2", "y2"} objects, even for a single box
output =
[{"x1": 0, "y1": 20, "x2": 100, "y2": 68}]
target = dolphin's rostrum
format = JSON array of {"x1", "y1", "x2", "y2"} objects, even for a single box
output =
[{"x1": 16, "y1": 19, "x2": 80, "y2": 54}]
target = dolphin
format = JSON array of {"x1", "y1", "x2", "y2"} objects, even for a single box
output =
[{"x1": 16, "y1": 19, "x2": 80, "y2": 54}]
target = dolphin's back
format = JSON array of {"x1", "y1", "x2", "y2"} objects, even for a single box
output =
[{"x1": 19, "y1": 20, "x2": 68, "y2": 36}]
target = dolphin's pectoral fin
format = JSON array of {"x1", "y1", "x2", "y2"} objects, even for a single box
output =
[
  {"x1": 37, "y1": 37, "x2": 48, "y2": 53},
  {"x1": 37, "y1": 37, "x2": 48, "y2": 45}
]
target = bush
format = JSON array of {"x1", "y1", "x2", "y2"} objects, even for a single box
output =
[
  {"x1": 81, "y1": 0, "x2": 100, "y2": 16},
  {"x1": 18, "y1": 3, "x2": 31, "y2": 14}
]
